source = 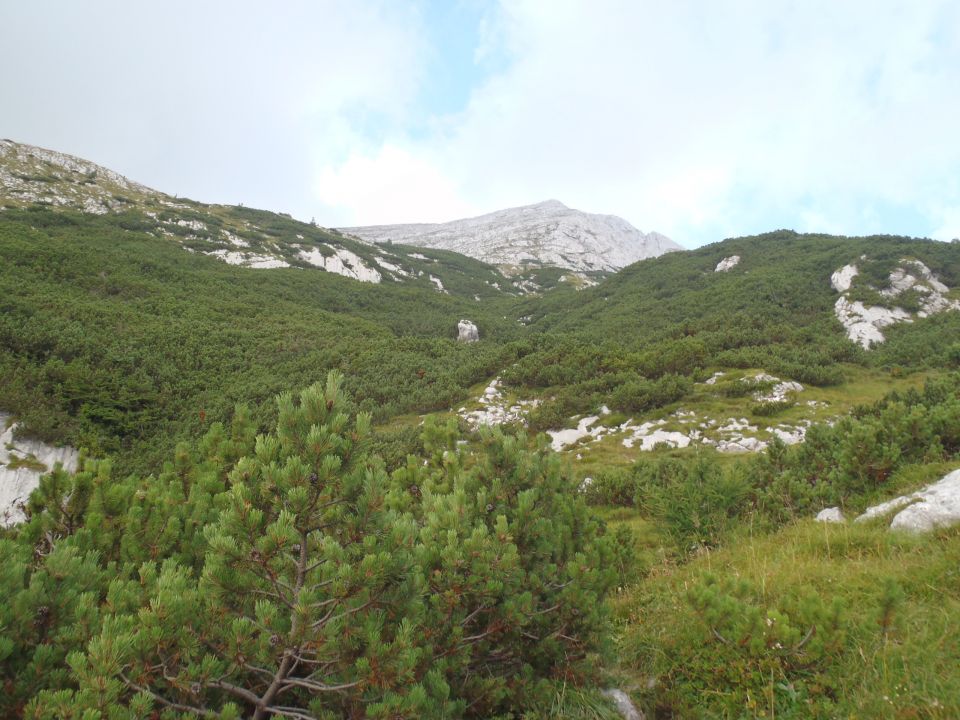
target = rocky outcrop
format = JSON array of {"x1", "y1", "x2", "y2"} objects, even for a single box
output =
[
  {"x1": 1, "y1": 413, "x2": 79, "y2": 527},
  {"x1": 298, "y1": 246, "x2": 381, "y2": 282},
  {"x1": 831, "y1": 259, "x2": 959, "y2": 349},
  {"x1": 715, "y1": 255, "x2": 740, "y2": 272},
  {"x1": 457, "y1": 319, "x2": 479, "y2": 342},
  {"x1": 856, "y1": 469, "x2": 960, "y2": 532},
  {"x1": 834, "y1": 296, "x2": 911, "y2": 348}
]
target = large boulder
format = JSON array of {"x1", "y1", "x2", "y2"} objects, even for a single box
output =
[
  {"x1": 457, "y1": 319, "x2": 479, "y2": 342},
  {"x1": 856, "y1": 469, "x2": 960, "y2": 532}
]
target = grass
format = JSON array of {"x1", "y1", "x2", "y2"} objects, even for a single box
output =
[
  {"x1": 610, "y1": 517, "x2": 960, "y2": 719},
  {"x1": 3, "y1": 453, "x2": 47, "y2": 472},
  {"x1": 567, "y1": 365, "x2": 941, "y2": 477}
]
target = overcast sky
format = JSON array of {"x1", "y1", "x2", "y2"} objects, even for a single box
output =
[{"x1": 3, "y1": 0, "x2": 959, "y2": 247}]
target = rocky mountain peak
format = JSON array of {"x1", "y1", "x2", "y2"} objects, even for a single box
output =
[{"x1": 340, "y1": 200, "x2": 682, "y2": 274}]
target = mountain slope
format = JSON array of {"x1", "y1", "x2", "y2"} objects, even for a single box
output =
[
  {"x1": 341, "y1": 199, "x2": 682, "y2": 273},
  {"x1": 0, "y1": 139, "x2": 519, "y2": 300}
]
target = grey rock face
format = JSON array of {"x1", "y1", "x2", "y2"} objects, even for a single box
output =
[{"x1": 342, "y1": 200, "x2": 681, "y2": 274}]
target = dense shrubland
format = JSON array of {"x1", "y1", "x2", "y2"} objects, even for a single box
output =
[
  {"x1": 3, "y1": 204, "x2": 960, "y2": 718},
  {"x1": 584, "y1": 373, "x2": 960, "y2": 548},
  {"x1": 1, "y1": 373, "x2": 619, "y2": 718},
  {"x1": 0, "y1": 207, "x2": 526, "y2": 473}
]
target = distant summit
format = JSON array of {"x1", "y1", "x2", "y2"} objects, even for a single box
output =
[{"x1": 340, "y1": 200, "x2": 682, "y2": 273}]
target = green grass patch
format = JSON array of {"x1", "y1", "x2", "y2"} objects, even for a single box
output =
[{"x1": 615, "y1": 520, "x2": 960, "y2": 719}]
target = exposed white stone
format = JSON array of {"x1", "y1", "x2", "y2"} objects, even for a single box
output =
[
  {"x1": 549, "y1": 416, "x2": 604, "y2": 451},
  {"x1": 222, "y1": 230, "x2": 249, "y2": 247},
  {"x1": 247, "y1": 256, "x2": 290, "y2": 270},
  {"x1": 429, "y1": 275, "x2": 447, "y2": 293},
  {"x1": 834, "y1": 296, "x2": 911, "y2": 349},
  {"x1": 622, "y1": 425, "x2": 691, "y2": 451},
  {"x1": 208, "y1": 249, "x2": 290, "y2": 269},
  {"x1": 460, "y1": 378, "x2": 538, "y2": 429},
  {"x1": 831, "y1": 264, "x2": 859, "y2": 292},
  {"x1": 717, "y1": 436, "x2": 768, "y2": 453},
  {"x1": 298, "y1": 246, "x2": 381, "y2": 283},
  {"x1": 457, "y1": 319, "x2": 479, "y2": 343},
  {"x1": 832, "y1": 259, "x2": 959, "y2": 348},
  {"x1": 715, "y1": 255, "x2": 741, "y2": 272},
  {"x1": 745, "y1": 373, "x2": 804, "y2": 403},
  {"x1": 856, "y1": 469, "x2": 960, "y2": 532},
  {"x1": 704, "y1": 371, "x2": 725, "y2": 385},
  {"x1": 1, "y1": 413, "x2": 79, "y2": 527},
  {"x1": 374, "y1": 256, "x2": 412, "y2": 279},
  {"x1": 174, "y1": 218, "x2": 206, "y2": 232},
  {"x1": 815, "y1": 507, "x2": 846, "y2": 523},
  {"x1": 772, "y1": 423, "x2": 809, "y2": 445}
]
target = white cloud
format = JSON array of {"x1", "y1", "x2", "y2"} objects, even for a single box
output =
[
  {"x1": 5, "y1": 1, "x2": 959, "y2": 245},
  {"x1": 0, "y1": 0, "x2": 426, "y2": 219},
  {"x1": 315, "y1": 144, "x2": 477, "y2": 225},
  {"x1": 320, "y1": 0, "x2": 960, "y2": 245}
]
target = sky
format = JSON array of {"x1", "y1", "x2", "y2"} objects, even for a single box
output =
[{"x1": 2, "y1": 0, "x2": 960, "y2": 248}]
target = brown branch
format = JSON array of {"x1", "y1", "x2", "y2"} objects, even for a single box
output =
[
  {"x1": 280, "y1": 676, "x2": 363, "y2": 693},
  {"x1": 120, "y1": 674, "x2": 217, "y2": 718}
]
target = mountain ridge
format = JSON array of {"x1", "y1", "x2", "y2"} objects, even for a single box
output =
[{"x1": 341, "y1": 199, "x2": 682, "y2": 273}]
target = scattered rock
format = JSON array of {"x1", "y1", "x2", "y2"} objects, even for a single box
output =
[
  {"x1": 744, "y1": 373, "x2": 804, "y2": 403},
  {"x1": 457, "y1": 320, "x2": 480, "y2": 343},
  {"x1": 815, "y1": 507, "x2": 845, "y2": 523},
  {"x1": 716, "y1": 436, "x2": 768, "y2": 454},
  {"x1": 856, "y1": 469, "x2": 960, "y2": 532},
  {"x1": 459, "y1": 378, "x2": 537, "y2": 429},
  {"x1": 622, "y1": 422, "x2": 691, "y2": 450}
]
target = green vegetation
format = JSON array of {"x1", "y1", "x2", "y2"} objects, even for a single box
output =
[
  {"x1": 2, "y1": 178, "x2": 960, "y2": 718},
  {"x1": 3, "y1": 374, "x2": 616, "y2": 718},
  {"x1": 0, "y1": 207, "x2": 527, "y2": 473}
]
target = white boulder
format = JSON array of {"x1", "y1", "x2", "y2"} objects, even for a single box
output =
[
  {"x1": 457, "y1": 320, "x2": 480, "y2": 343},
  {"x1": 856, "y1": 469, "x2": 960, "y2": 532},
  {"x1": 815, "y1": 507, "x2": 845, "y2": 523}
]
